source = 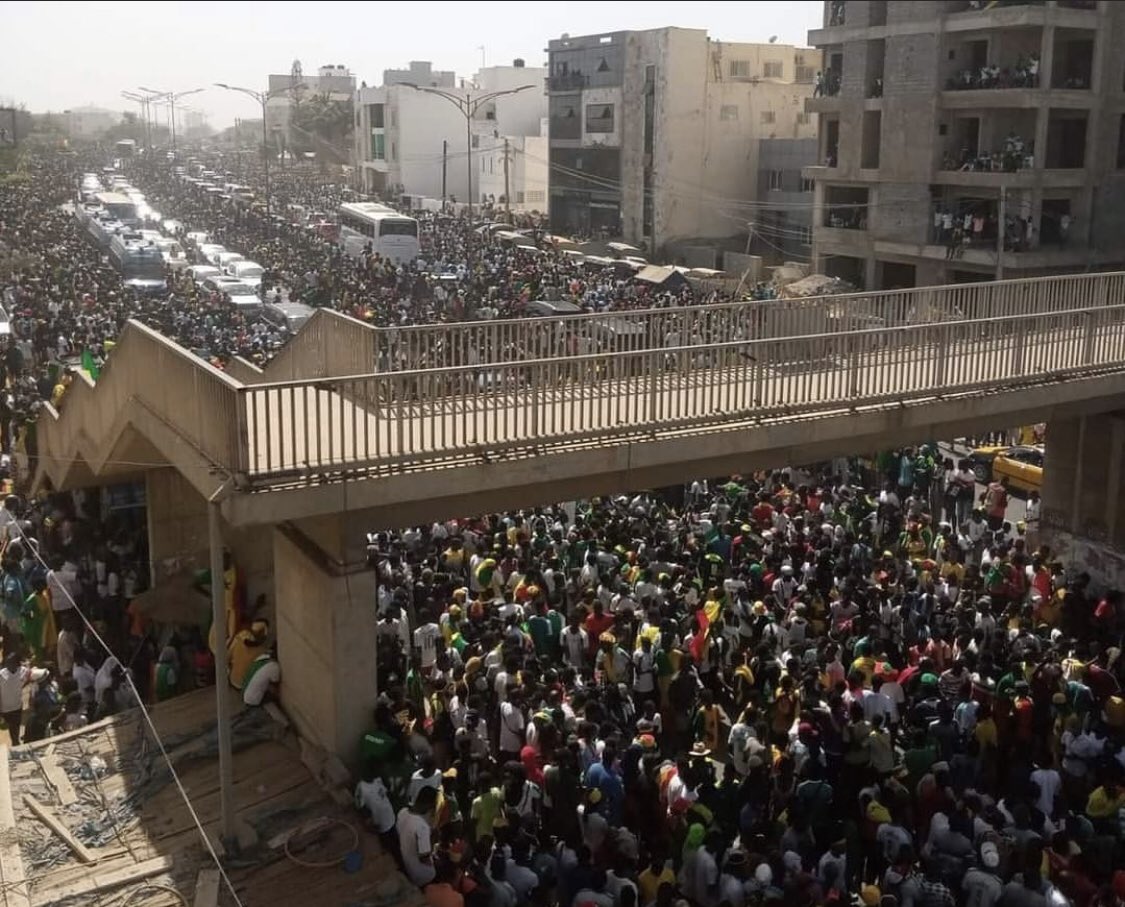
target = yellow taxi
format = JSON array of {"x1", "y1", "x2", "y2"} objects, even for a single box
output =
[{"x1": 967, "y1": 444, "x2": 1044, "y2": 493}]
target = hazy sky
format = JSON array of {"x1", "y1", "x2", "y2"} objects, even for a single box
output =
[{"x1": 0, "y1": 1, "x2": 822, "y2": 127}]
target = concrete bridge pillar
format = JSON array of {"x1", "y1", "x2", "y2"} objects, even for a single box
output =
[
  {"x1": 272, "y1": 521, "x2": 377, "y2": 769},
  {"x1": 1041, "y1": 412, "x2": 1125, "y2": 590}
]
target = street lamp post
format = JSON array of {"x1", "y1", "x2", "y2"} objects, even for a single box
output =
[
  {"x1": 215, "y1": 82, "x2": 304, "y2": 234},
  {"x1": 139, "y1": 86, "x2": 204, "y2": 155},
  {"x1": 401, "y1": 82, "x2": 535, "y2": 219},
  {"x1": 121, "y1": 91, "x2": 151, "y2": 151}
]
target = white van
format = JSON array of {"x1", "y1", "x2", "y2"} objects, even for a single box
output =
[
  {"x1": 227, "y1": 260, "x2": 263, "y2": 288},
  {"x1": 263, "y1": 301, "x2": 314, "y2": 333}
]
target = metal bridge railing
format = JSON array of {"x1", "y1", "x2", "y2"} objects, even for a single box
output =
[
  {"x1": 371, "y1": 271, "x2": 1125, "y2": 372},
  {"x1": 242, "y1": 301, "x2": 1125, "y2": 479}
]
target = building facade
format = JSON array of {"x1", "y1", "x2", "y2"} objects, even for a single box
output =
[
  {"x1": 354, "y1": 61, "x2": 547, "y2": 207},
  {"x1": 265, "y1": 63, "x2": 356, "y2": 154},
  {"x1": 546, "y1": 28, "x2": 819, "y2": 252},
  {"x1": 63, "y1": 106, "x2": 122, "y2": 139},
  {"x1": 755, "y1": 137, "x2": 818, "y2": 262},
  {"x1": 806, "y1": 0, "x2": 1125, "y2": 290}
]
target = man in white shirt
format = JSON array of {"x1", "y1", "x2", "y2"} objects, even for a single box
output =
[
  {"x1": 0, "y1": 653, "x2": 48, "y2": 745},
  {"x1": 412, "y1": 612, "x2": 442, "y2": 672},
  {"x1": 397, "y1": 787, "x2": 437, "y2": 886},
  {"x1": 499, "y1": 690, "x2": 526, "y2": 762}
]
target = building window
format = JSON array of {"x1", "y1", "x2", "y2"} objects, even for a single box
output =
[
  {"x1": 645, "y1": 64, "x2": 656, "y2": 84},
  {"x1": 371, "y1": 132, "x2": 385, "y2": 160},
  {"x1": 764, "y1": 61, "x2": 784, "y2": 78},
  {"x1": 761, "y1": 110, "x2": 776, "y2": 124},
  {"x1": 797, "y1": 112, "x2": 810, "y2": 125},
  {"x1": 800, "y1": 226, "x2": 812, "y2": 244},
  {"x1": 526, "y1": 190, "x2": 545, "y2": 203},
  {"x1": 720, "y1": 105, "x2": 739, "y2": 121},
  {"x1": 516, "y1": 191, "x2": 525, "y2": 204},
  {"x1": 586, "y1": 103, "x2": 615, "y2": 133},
  {"x1": 796, "y1": 64, "x2": 816, "y2": 83},
  {"x1": 801, "y1": 176, "x2": 814, "y2": 192},
  {"x1": 768, "y1": 169, "x2": 784, "y2": 190},
  {"x1": 369, "y1": 104, "x2": 384, "y2": 128},
  {"x1": 391, "y1": 142, "x2": 396, "y2": 162},
  {"x1": 730, "y1": 60, "x2": 751, "y2": 78},
  {"x1": 471, "y1": 134, "x2": 480, "y2": 148}
]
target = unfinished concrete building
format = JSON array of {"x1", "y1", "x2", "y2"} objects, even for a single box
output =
[{"x1": 805, "y1": 0, "x2": 1125, "y2": 289}]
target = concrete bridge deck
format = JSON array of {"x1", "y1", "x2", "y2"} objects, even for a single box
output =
[{"x1": 30, "y1": 274, "x2": 1125, "y2": 529}]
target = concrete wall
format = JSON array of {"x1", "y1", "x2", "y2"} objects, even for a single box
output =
[
  {"x1": 273, "y1": 526, "x2": 377, "y2": 768},
  {"x1": 1040, "y1": 413, "x2": 1125, "y2": 591},
  {"x1": 146, "y1": 468, "x2": 208, "y2": 583},
  {"x1": 144, "y1": 468, "x2": 275, "y2": 619}
]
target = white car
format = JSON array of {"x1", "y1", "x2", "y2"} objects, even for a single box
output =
[
  {"x1": 199, "y1": 244, "x2": 227, "y2": 266},
  {"x1": 186, "y1": 230, "x2": 209, "y2": 244},
  {"x1": 188, "y1": 265, "x2": 222, "y2": 283},
  {"x1": 153, "y1": 238, "x2": 188, "y2": 271},
  {"x1": 227, "y1": 260, "x2": 263, "y2": 288},
  {"x1": 216, "y1": 251, "x2": 245, "y2": 270}
]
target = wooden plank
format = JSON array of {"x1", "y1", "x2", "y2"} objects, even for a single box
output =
[
  {"x1": 39, "y1": 754, "x2": 77, "y2": 805},
  {"x1": 23, "y1": 795, "x2": 97, "y2": 863},
  {"x1": 0, "y1": 749, "x2": 31, "y2": 907},
  {"x1": 31, "y1": 855, "x2": 174, "y2": 901},
  {"x1": 192, "y1": 869, "x2": 220, "y2": 907}
]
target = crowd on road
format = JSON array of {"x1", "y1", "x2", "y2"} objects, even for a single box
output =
[
  {"x1": 359, "y1": 453, "x2": 1125, "y2": 907},
  {"x1": 2, "y1": 146, "x2": 1124, "y2": 907}
]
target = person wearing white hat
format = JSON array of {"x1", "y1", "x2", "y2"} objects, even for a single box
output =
[{"x1": 962, "y1": 842, "x2": 1003, "y2": 907}]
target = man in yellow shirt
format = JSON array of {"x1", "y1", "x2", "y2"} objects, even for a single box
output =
[
  {"x1": 1085, "y1": 780, "x2": 1125, "y2": 823},
  {"x1": 638, "y1": 854, "x2": 676, "y2": 905}
]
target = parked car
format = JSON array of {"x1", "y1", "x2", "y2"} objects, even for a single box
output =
[{"x1": 967, "y1": 444, "x2": 1044, "y2": 492}]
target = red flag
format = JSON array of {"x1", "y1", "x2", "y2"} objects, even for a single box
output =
[{"x1": 689, "y1": 608, "x2": 711, "y2": 664}]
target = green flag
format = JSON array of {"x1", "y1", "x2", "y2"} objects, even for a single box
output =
[{"x1": 80, "y1": 349, "x2": 100, "y2": 381}]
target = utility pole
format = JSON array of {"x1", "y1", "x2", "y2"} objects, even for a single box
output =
[
  {"x1": 503, "y1": 137, "x2": 511, "y2": 222},
  {"x1": 996, "y1": 184, "x2": 1006, "y2": 280},
  {"x1": 466, "y1": 113, "x2": 473, "y2": 220},
  {"x1": 441, "y1": 139, "x2": 447, "y2": 211}
]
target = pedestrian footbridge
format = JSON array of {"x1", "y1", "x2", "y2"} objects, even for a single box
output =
[
  {"x1": 33, "y1": 271, "x2": 1125, "y2": 764},
  {"x1": 32, "y1": 271, "x2": 1125, "y2": 531}
]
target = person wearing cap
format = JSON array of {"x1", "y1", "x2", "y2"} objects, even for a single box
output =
[
  {"x1": 227, "y1": 618, "x2": 270, "y2": 690},
  {"x1": 962, "y1": 842, "x2": 1003, "y2": 907}
]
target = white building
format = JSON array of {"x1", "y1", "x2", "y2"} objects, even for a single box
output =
[
  {"x1": 265, "y1": 63, "x2": 356, "y2": 152},
  {"x1": 64, "y1": 106, "x2": 122, "y2": 139},
  {"x1": 354, "y1": 60, "x2": 547, "y2": 209},
  {"x1": 546, "y1": 28, "x2": 820, "y2": 252},
  {"x1": 476, "y1": 123, "x2": 550, "y2": 213}
]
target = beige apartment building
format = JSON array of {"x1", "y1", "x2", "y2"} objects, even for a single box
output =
[
  {"x1": 805, "y1": 0, "x2": 1125, "y2": 289},
  {"x1": 546, "y1": 28, "x2": 820, "y2": 254}
]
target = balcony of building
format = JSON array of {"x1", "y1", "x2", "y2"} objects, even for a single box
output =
[
  {"x1": 935, "y1": 107, "x2": 1090, "y2": 187},
  {"x1": 944, "y1": 0, "x2": 1099, "y2": 33},
  {"x1": 806, "y1": 48, "x2": 844, "y2": 111},
  {"x1": 939, "y1": 26, "x2": 1094, "y2": 109},
  {"x1": 809, "y1": 0, "x2": 889, "y2": 46},
  {"x1": 925, "y1": 186, "x2": 1084, "y2": 261},
  {"x1": 823, "y1": 186, "x2": 869, "y2": 231},
  {"x1": 547, "y1": 72, "x2": 590, "y2": 93}
]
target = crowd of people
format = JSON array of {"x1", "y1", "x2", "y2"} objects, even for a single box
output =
[
  {"x1": 2, "y1": 145, "x2": 1124, "y2": 907},
  {"x1": 358, "y1": 451, "x2": 1125, "y2": 907}
]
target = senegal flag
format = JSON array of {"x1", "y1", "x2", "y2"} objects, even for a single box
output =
[{"x1": 80, "y1": 349, "x2": 100, "y2": 381}]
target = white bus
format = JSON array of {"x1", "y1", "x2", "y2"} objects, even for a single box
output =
[{"x1": 338, "y1": 202, "x2": 419, "y2": 264}]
